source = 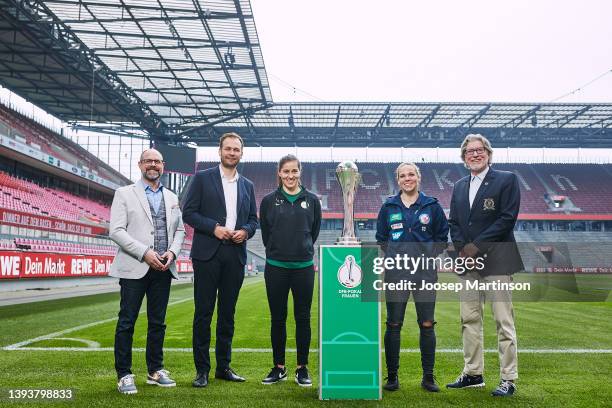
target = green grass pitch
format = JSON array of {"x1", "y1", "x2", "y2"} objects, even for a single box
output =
[{"x1": 1, "y1": 276, "x2": 611, "y2": 407}]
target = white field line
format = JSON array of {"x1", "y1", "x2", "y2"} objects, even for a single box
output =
[
  {"x1": 3, "y1": 279, "x2": 609, "y2": 355},
  {"x1": 3, "y1": 347, "x2": 612, "y2": 353},
  {"x1": 52, "y1": 337, "x2": 100, "y2": 348},
  {"x1": 3, "y1": 295, "x2": 193, "y2": 350},
  {"x1": 3, "y1": 278, "x2": 263, "y2": 350}
]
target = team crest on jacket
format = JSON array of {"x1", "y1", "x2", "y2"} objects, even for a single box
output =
[
  {"x1": 337, "y1": 255, "x2": 362, "y2": 288},
  {"x1": 419, "y1": 213, "x2": 430, "y2": 225},
  {"x1": 483, "y1": 198, "x2": 495, "y2": 211}
]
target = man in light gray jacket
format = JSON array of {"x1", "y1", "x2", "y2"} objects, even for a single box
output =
[{"x1": 109, "y1": 148, "x2": 185, "y2": 394}]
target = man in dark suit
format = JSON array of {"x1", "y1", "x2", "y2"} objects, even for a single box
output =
[
  {"x1": 182, "y1": 132, "x2": 258, "y2": 387},
  {"x1": 446, "y1": 134, "x2": 523, "y2": 397}
]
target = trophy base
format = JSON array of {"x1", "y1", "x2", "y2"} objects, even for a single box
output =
[{"x1": 335, "y1": 237, "x2": 361, "y2": 246}]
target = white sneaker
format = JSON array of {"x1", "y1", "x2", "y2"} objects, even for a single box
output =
[
  {"x1": 146, "y1": 369, "x2": 176, "y2": 387},
  {"x1": 118, "y1": 374, "x2": 137, "y2": 394}
]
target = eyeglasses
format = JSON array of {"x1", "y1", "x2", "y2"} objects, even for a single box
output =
[
  {"x1": 140, "y1": 159, "x2": 164, "y2": 165},
  {"x1": 465, "y1": 147, "x2": 486, "y2": 156}
]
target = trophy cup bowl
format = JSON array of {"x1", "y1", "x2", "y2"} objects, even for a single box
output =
[{"x1": 335, "y1": 161, "x2": 361, "y2": 245}]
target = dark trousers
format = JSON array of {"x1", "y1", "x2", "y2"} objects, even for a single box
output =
[
  {"x1": 192, "y1": 245, "x2": 245, "y2": 374},
  {"x1": 114, "y1": 269, "x2": 172, "y2": 379},
  {"x1": 264, "y1": 264, "x2": 315, "y2": 366},
  {"x1": 385, "y1": 286, "x2": 436, "y2": 375}
]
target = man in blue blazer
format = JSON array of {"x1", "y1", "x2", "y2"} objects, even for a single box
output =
[
  {"x1": 182, "y1": 132, "x2": 258, "y2": 387},
  {"x1": 446, "y1": 134, "x2": 523, "y2": 397}
]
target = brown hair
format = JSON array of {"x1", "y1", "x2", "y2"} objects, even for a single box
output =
[
  {"x1": 218, "y1": 132, "x2": 244, "y2": 150},
  {"x1": 277, "y1": 154, "x2": 302, "y2": 187}
]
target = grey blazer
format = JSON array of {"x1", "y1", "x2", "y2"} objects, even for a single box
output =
[{"x1": 109, "y1": 181, "x2": 186, "y2": 279}]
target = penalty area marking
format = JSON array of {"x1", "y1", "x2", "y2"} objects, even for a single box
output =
[
  {"x1": 3, "y1": 278, "x2": 264, "y2": 351},
  {"x1": 3, "y1": 347, "x2": 612, "y2": 354},
  {"x1": 49, "y1": 338, "x2": 101, "y2": 348}
]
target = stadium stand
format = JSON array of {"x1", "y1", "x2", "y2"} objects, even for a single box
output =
[
  {"x1": 197, "y1": 161, "x2": 612, "y2": 217},
  {"x1": 530, "y1": 164, "x2": 612, "y2": 213},
  {"x1": 0, "y1": 104, "x2": 128, "y2": 185},
  {"x1": 247, "y1": 229, "x2": 612, "y2": 274},
  {"x1": 12, "y1": 237, "x2": 116, "y2": 256},
  {"x1": 0, "y1": 171, "x2": 110, "y2": 224},
  {"x1": 0, "y1": 238, "x2": 16, "y2": 250}
]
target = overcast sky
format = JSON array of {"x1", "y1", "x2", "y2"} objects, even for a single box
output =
[{"x1": 250, "y1": 0, "x2": 612, "y2": 103}]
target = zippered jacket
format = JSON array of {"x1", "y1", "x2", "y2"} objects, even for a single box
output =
[{"x1": 260, "y1": 187, "x2": 322, "y2": 262}]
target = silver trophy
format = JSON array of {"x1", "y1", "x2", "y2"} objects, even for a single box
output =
[{"x1": 335, "y1": 161, "x2": 361, "y2": 245}]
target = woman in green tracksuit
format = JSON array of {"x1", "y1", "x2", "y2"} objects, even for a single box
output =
[{"x1": 259, "y1": 154, "x2": 321, "y2": 387}]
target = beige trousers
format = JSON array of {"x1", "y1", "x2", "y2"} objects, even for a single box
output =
[{"x1": 459, "y1": 272, "x2": 518, "y2": 381}]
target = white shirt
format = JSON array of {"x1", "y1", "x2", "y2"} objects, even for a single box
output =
[
  {"x1": 469, "y1": 166, "x2": 489, "y2": 209},
  {"x1": 219, "y1": 165, "x2": 239, "y2": 231}
]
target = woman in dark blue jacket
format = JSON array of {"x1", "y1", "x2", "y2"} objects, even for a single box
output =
[{"x1": 376, "y1": 162, "x2": 449, "y2": 393}]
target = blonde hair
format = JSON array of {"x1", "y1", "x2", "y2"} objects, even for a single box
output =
[
  {"x1": 395, "y1": 162, "x2": 421, "y2": 190},
  {"x1": 395, "y1": 162, "x2": 421, "y2": 180}
]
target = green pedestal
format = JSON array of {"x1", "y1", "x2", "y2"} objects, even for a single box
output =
[{"x1": 319, "y1": 245, "x2": 381, "y2": 400}]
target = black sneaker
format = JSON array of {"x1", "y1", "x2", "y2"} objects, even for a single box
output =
[
  {"x1": 261, "y1": 366, "x2": 287, "y2": 385},
  {"x1": 295, "y1": 366, "x2": 312, "y2": 387},
  {"x1": 446, "y1": 373, "x2": 485, "y2": 389},
  {"x1": 491, "y1": 380, "x2": 516, "y2": 397},
  {"x1": 421, "y1": 373, "x2": 440, "y2": 392},
  {"x1": 383, "y1": 372, "x2": 399, "y2": 391}
]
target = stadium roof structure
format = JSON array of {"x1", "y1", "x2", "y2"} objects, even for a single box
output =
[
  {"x1": 0, "y1": 0, "x2": 272, "y2": 141},
  {"x1": 0, "y1": 1, "x2": 611, "y2": 148},
  {"x1": 210, "y1": 102, "x2": 612, "y2": 148}
]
